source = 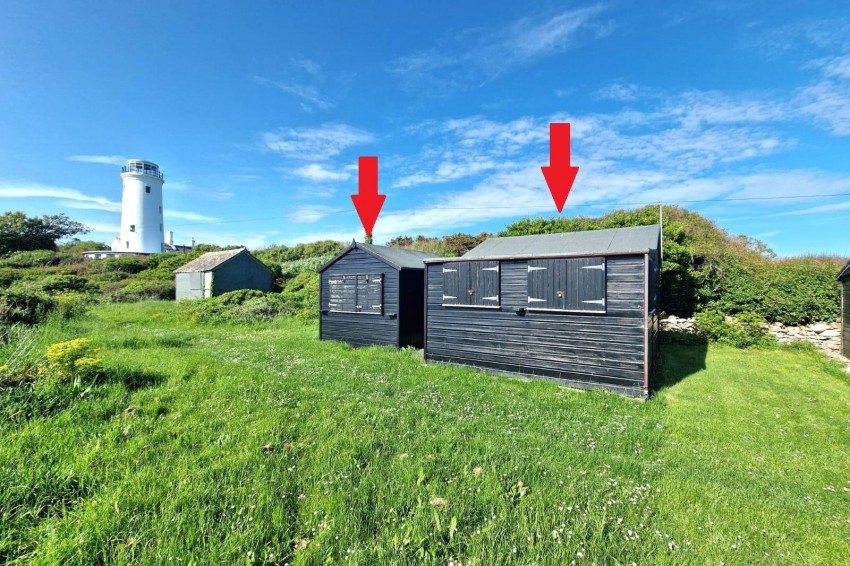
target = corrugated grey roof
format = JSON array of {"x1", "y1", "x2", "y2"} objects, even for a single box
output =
[
  {"x1": 173, "y1": 248, "x2": 248, "y2": 273},
  {"x1": 838, "y1": 259, "x2": 850, "y2": 281},
  {"x1": 319, "y1": 242, "x2": 440, "y2": 272},
  {"x1": 426, "y1": 225, "x2": 660, "y2": 263}
]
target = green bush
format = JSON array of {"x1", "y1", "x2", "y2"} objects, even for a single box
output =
[
  {"x1": 117, "y1": 279, "x2": 176, "y2": 301},
  {"x1": 694, "y1": 310, "x2": 774, "y2": 349},
  {"x1": 215, "y1": 289, "x2": 264, "y2": 305},
  {"x1": 54, "y1": 292, "x2": 93, "y2": 319},
  {"x1": 93, "y1": 256, "x2": 146, "y2": 275},
  {"x1": 39, "y1": 274, "x2": 91, "y2": 293},
  {"x1": 706, "y1": 256, "x2": 842, "y2": 326},
  {"x1": 280, "y1": 271, "x2": 319, "y2": 319},
  {"x1": 0, "y1": 268, "x2": 23, "y2": 288},
  {"x1": 0, "y1": 250, "x2": 57, "y2": 268},
  {"x1": 180, "y1": 282, "x2": 317, "y2": 324},
  {"x1": 0, "y1": 289, "x2": 57, "y2": 324},
  {"x1": 254, "y1": 240, "x2": 345, "y2": 264}
]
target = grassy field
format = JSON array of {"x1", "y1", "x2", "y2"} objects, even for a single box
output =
[{"x1": 1, "y1": 301, "x2": 849, "y2": 564}]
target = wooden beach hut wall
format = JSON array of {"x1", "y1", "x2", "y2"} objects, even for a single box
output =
[
  {"x1": 423, "y1": 225, "x2": 662, "y2": 397},
  {"x1": 839, "y1": 260, "x2": 850, "y2": 358},
  {"x1": 318, "y1": 242, "x2": 438, "y2": 348}
]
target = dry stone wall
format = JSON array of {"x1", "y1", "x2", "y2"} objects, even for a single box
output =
[{"x1": 661, "y1": 315, "x2": 844, "y2": 358}]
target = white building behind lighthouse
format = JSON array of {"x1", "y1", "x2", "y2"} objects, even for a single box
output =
[{"x1": 112, "y1": 159, "x2": 165, "y2": 253}]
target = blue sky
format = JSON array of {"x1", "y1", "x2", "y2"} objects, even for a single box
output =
[{"x1": 1, "y1": 1, "x2": 848, "y2": 256}]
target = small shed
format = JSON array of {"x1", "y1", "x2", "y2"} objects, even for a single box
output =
[
  {"x1": 839, "y1": 260, "x2": 850, "y2": 357},
  {"x1": 318, "y1": 242, "x2": 438, "y2": 348},
  {"x1": 423, "y1": 225, "x2": 661, "y2": 397},
  {"x1": 174, "y1": 247, "x2": 273, "y2": 299}
]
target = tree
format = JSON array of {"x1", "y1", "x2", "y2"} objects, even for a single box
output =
[{"x1": 0, "y1": 211, "x2": 89, "y2": 255}]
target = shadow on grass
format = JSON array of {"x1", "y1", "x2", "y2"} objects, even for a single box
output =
[
  {"x1": 653, "y1": 331, "x2": 708, "y2": 393},
  {"x1": 105, "y1": 366, "x2": 167, "y2": 391}
]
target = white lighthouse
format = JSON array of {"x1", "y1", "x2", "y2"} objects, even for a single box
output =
[{"x1": 111, "y1": 159, "x2": 165, "y2": 253}]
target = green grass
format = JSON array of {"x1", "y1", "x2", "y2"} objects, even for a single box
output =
[{"x1": 1, "y1": 302, "x2": 849, "y2": 564}]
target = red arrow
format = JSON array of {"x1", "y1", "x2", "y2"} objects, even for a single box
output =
[
  {"x1": 541, "y1": 122, "x2": 580, "y2": 213},
  {"x1": 351, "y1": 156, "x2": 386, "y2": 236}
]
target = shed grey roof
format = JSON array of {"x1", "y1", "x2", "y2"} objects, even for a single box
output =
[
  {"x1": 174, "y1": 248, "x2": 253, "y2": 273},
  {"x1": 319, "y1": 241, "x2": 440, "y2": 272},
  {"x1": 425, "y1": 225, "x2": 661, "y2": 263},
  {"x1": 838, "y1": 259, "x2": 850, "y2": 281}
]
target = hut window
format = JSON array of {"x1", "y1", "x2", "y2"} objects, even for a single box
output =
[
  {"x1": 442, "y1": 261, "x2": 500, "y2": 307},
  {"x1": 527, "y1": 257, "x2": 606, "y2": 313},
  {"x1": 328, "y1": 273, "x2": 383, "y2": 315}
]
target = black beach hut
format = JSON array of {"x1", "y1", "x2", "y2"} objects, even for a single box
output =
[
  {"x1": 839, "y1": 260, "x2": 850, "y2": 357},
  {"x1": 318, "y1": 242, "x2": 438, "y2": 348},
  {"x1": 423, "y1": 225, "x2": 661, "y2": 397}
]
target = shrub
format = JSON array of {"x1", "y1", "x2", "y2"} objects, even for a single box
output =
[
  {"x1": 0, "y1": 290, "x2": 57, "y2": 324},
  {"x1": 254, "y1": 240, "x2": 345, "y2": 264},
  {"x1": 216, "y1": 289, "x2": 264, "y2": 305},
  {"x1": 0, "y1": 250, "x2": 57, "y2": 268},
  {"x1": 45, "y1": 338, "x2": 101, "y2": 382},
  {"x1": 180, "y1": 284, "x2": 317, "y2": 324},
  {"x1": 117, "y1": 279, "x2": 176, "y2": 301},
  {"x1": 39, "y1": 274, "x2": 91, "y2": 293},
  {"x1": 694, "y1": 310, "x2": 774, "y2": 349},
  {"x1": 280, "y1": 272, "x2": 319, "y2": 319},
  {"x1": 0, "y1": 268, "x2": 23, "y2": 288},
  {"x1": 54, "y1": 292, "x2": 93, "y2": 319},
  {"x1": 94, "y1": 256, "x2": 146, "y2": 275},
  {"x1": 706, "y1": 256, "x2": 842, "y2": 326}
]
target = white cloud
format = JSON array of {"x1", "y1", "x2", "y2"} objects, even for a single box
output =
[
  {"x1": 286, "y1": 205, "x2": 345, "y2": 223},
  {"x1": 393, "y1": 116, "x2": 548, "y2": 188},
  {"x1": 164, "y1": 210, "x2": 220, "y2": 223},
  {"x1": 292, "y1": 163, "x2": 351, "y2": 182},
  {"x1": 254, "y1": 76, "x2": 335, "y2": 111},
  {"x1": 166, "y1": 180, "x2": 192, "y2": 191},
  {"x1": 388, "y1": 5, "x2": 609, "y2": 92},
  {"x1": 595, "y1": 82, "x2": 646, "y2": 102},
  {"x1": 818, "y1": 53, "x2": 850, "y2": 80},
  {"x1": 799, "y1": 54, "x2": 850, "y2": 136},
  {"x1": 290, "y1": 57, "x2": 323, "y2": 79},
  {"x1": 67, "y1": 155, "x2": 127, "y2": 166},
  {"x1": 0, "y1": 182, "x2": 121, "y2": 212},
  {"x1": 777, "y1": 201, "x2": 850, "y2": 217},
  {"x1": 392, "y1": 91, "x2": 794, "y2": 192},
  {"x1": 262, "y1": 124, "x2": 374, "y2": 161}
]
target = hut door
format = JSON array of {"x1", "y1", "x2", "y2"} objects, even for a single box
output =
[
  {"x1": 527, "y1": 260, "x2": 561, "y2": 309},
  {"x1": 527, "y1": 258, "x2": 606, "y2": 313},
  {"x1": 442, "y1": 265, "x2": 460, "y2": 305},
  {"x1": 571, "y1": 257, "x2": 606, "y2": 313},
  {"x1": 469, "y1": 262, "x2": 499, "y2": 306},
  {"x1": 443, "y1": 262, "x2": 500, "y2": 306}
]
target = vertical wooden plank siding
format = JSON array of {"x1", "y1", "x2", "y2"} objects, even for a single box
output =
[
  {"x1": 841, "y1": 276, "x2": 850, "y2": 358},
  {"x1": 320, "y1": 248, "x2": 400, "y2": 347},
  {"x1": 212, "y1": 253, "x2": 274, "y2": 294},
  {"x1": 643, "y1": 253, "x2": 650, "y2": 397},
  {"x1": 425, "y1": 255, "x2": 647, "y2": 396}
]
